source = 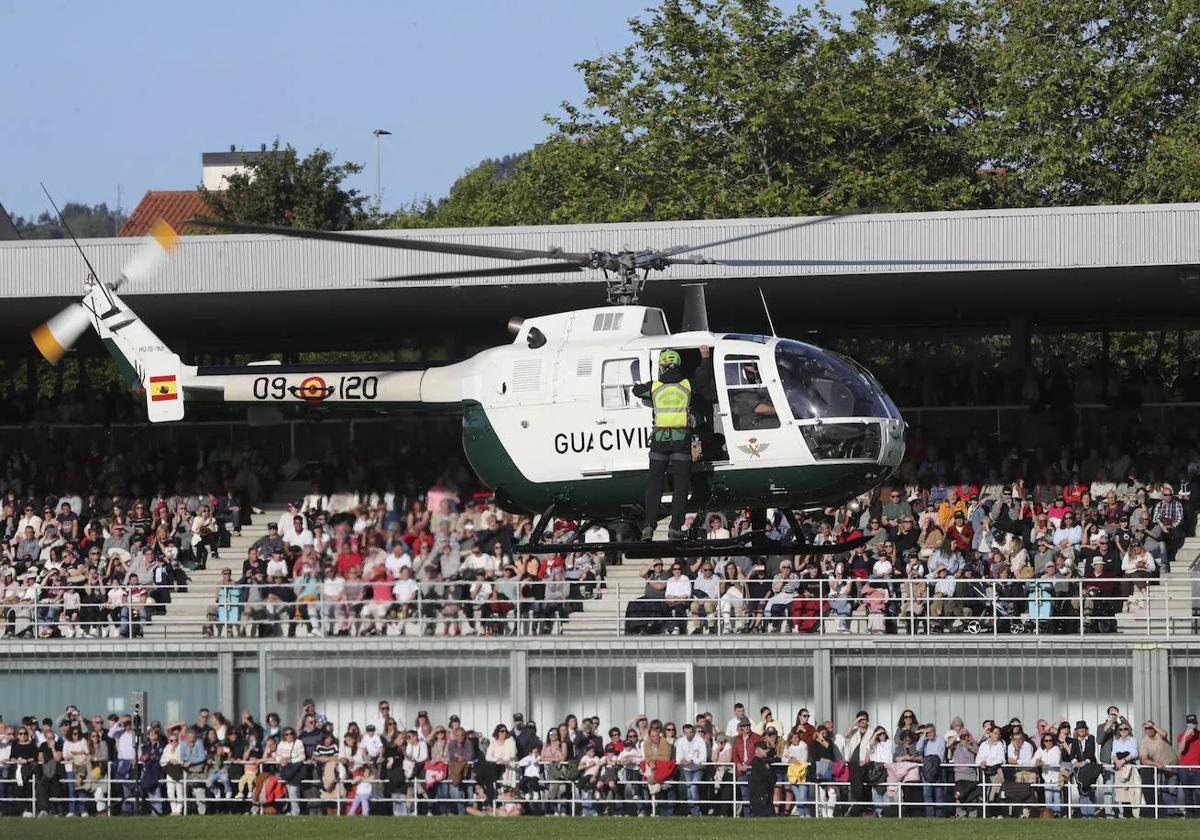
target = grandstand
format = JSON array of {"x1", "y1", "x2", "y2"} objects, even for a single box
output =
[{"x1": 4, "y1": 205, "x2": 1200, "y2": 821}]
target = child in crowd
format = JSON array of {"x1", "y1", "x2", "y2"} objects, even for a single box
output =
[
  {"x1": 517, "y1": 743, "x2": 543, "y2": 797},
  {"x1": 348, "y1": 768, "x2": 375, "y2": 815}
]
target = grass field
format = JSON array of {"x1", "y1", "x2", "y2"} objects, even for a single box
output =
[{"x1": 0, "y1": 816, "x2": 1195, "y2": 840}]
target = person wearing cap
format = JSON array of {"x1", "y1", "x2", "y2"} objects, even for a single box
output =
[
  {"x1": 1069, "y1": 719, "x2": 1100, "y2": 815},
  {"x1": 359, "y1": 723, "x2": 383, "y2": 763},
  {"x1": 1177, "y1": 713, "x2": 1200, "y2": 817},
  {"x1": 746, "y1": 739, "x2": 776, "y2": 816},
  {"x1": 251, "y1": 523, "x2": 286, "y2": 559},
  {"x1": 946, "y1": 510, "x2": 974, "y2": 553},
  {"x1": 632, "y1": 348, "x2": 702, "y2": 541},
  {"x1": 730, "y1": 718, "x2": 760, "y2": 816},
  {"x1": 1083, "y1": 554, "x2": 1119, "y2": 631},
  {"x1": 1139, "y1": 720, "x2": 1178, "y2": 812}
]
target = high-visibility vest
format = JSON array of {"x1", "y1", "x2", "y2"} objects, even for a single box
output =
[{"x1": 651, "y1": 379, "x2": 691, "y2": 429}]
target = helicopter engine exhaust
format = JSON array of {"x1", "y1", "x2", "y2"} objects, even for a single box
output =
[{"x1": 507, "y1": 317, "x2": 524, "y2": 335}]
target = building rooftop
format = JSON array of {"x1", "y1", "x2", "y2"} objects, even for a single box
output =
[{"x1": 117, "y1": 190, "x2": 211, "y2": 238}]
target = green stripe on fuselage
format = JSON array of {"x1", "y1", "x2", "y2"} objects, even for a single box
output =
[
  {"x1": 101, "y1": 337, "x2": 139, "y2": 388},
  {"x1": 461, "y1": 401, "x2": 883, "y2": 518}
]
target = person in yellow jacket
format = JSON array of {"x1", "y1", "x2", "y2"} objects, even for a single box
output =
[
  {"x1": 632, "y1": 349, "x2": 699, "y2": 540},
  {"x1": 937, "y1": 488, "x2": 968, "y2": 530}
]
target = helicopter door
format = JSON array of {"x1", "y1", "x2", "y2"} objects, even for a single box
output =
[
  {"x1": 717, "y1": 352, "x2": 782, "y2": 462},
  {"x1": 592, "y1": 354, "x2": 651, "y2": 475}
]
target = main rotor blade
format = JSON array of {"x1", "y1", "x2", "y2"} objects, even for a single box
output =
[
  {"x1": 666, "y1": 257, "x2": 1021, "y2": 267},
  {"x1": 187, "y1": 217, "x2": 592, "y2": 264},
  {"x1": 660, "y1": 211, "x2": 867, "y2": 258},
  {"x1": 367, "y1": 262, "x2": 584, "y2": 283}
]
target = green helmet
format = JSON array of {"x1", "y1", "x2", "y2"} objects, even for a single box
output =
[{"x1": 659, "y1": 349, "x2": 681, "y2": 368}]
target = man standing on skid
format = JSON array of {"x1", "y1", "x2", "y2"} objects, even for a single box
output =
[{"x1": 634, "y1": 348, "x2": 695, "y2": 541}]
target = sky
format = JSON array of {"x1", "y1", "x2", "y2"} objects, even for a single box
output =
[{"x1": 0, "y1": 0, "x2": 860, "y2": 219}]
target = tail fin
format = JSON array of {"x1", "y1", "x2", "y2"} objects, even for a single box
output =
[
  {"x1": 86, "y1": 284, "x2": 188, "y2": 422},
  {"x1": 31, "y1": 218, "x2": 187, "y2": 422}
]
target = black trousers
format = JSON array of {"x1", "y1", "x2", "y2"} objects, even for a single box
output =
[{"x1": 643, "y1": 451, "x2": 691, "y2": 531}]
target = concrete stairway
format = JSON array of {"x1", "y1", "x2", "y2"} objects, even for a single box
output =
[
  {"x1": 1113, "y1": 534, "x2": 1199, "y2": 635},
  {"x1": 155, "y1": 481, "x2": 306, "y2": 638},
  {"x1": 565, "y1": 520, "x2": 675, "y2": 635},
  {"x1": 564, "y1": 560, "x2": 647, "y2": 635}
]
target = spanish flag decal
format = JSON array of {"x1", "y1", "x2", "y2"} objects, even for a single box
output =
[{"x1": 149, "y1": 374, "x2": 178, "y2": 402}]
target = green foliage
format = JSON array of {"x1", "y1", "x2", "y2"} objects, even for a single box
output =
[
  {"x1": 970, "y1": 0, "x2": 1200, "y2": 206},
  {"x1": 388, "y1": 0, "x2": 1200, "y2": 229},
  {"x1": 12, "y1": 202, "x2": 127, "y2": 239},
  {"x1": 201, "y1": 140, "x2": 372, "y2": 229}
]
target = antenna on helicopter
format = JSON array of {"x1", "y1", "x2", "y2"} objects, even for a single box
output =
[{"x1": 759, "y1": 288, "x2": 777, "y2": 338}]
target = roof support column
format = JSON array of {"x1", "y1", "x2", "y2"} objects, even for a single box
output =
[{"x1": 812, "y1": 647, "x2": 833, "y2": 722}]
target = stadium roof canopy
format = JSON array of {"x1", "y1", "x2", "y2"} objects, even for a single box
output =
[{"x1": 2, "y1": 202, "x2": 1199, "y2": 354}]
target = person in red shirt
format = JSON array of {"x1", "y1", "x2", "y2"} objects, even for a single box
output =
[
  {"x1": 360, "y1": 564, "x2": 394, "y2": 634},
  {"x1": 731, "y1": 720, "x2": 760, "y2": 815},
  {"x1": 335, "y1": 539, "x2": 363, "y2": 579},
  {"x1": 402, "y1": 522, "x2": 434, "y2": 556},
  {"x1": 607, "y1": 727, "x2": 625, "y2": 754},
  {"x1": 946, "y1": 511, "x2": 974, "y2": 553},
  {"x1": 788, "y1": 709, "x2": 817, "y2": 745},
  {"x1": 1177, "y1": 713, "x2": 1200, "y2": 816}
]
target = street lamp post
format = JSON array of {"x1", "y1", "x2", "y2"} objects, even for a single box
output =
[{"x1": 372, "y1": 129, "x2": 392, "y2": 210}]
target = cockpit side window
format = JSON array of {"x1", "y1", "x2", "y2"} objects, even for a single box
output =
[
  {"x1": 723, "y1": 356, "x2": 781, "y2": 431},
  {"x1": 774, "y1": 339, "x2": 891, "y2": 420},
  {"x1": 601, "y1": 357, "x2": 642, "y2": 409}
]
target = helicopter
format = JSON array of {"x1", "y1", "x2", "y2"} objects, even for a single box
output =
[{"x1": 31, "y1": 212, "x2": 986, "y2": 557}]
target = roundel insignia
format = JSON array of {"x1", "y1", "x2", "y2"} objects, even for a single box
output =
[{"x1": 298, "y1": 376, "x2": 330, "y2": 404}]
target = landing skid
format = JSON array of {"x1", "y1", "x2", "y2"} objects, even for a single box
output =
[{"x1": 520, "y1": 532, "x2": 869, "y2": 559}]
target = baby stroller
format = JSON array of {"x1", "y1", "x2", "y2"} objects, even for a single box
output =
[
  {"x1": 1024, "y1": 579, "x2": 1055, "y2": 634},
  {"x1": 965, "y1": 589, "x2": 1024, "y2": 635}
]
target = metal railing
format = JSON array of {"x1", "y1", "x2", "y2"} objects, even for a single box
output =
[
  {"x1": 2, "y1": 757, "x2": 1197, "y2": 818},
  {"x1": 3, "y1": 576, "x2": 1196, "y2": 640}
]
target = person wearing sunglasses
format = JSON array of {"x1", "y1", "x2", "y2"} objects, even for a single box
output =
[
  {"x1": 1033, "y1": 732, "x2": 1063, "y2": 817},
  {"x1": 1109, "y1": 723, "x2": 1142, "y2": 817}
]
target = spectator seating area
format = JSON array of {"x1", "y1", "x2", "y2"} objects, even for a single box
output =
[
  {"x1": 3, "y1": 413, "x2": 1200, "y2": 639},
  {"x1": 2, "y1": 699, "x2": 1197, "y2": 818}
]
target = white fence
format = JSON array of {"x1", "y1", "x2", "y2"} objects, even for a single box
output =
[{"x1": 5, "y1": 577, "x2": 1196, "y2": 640}]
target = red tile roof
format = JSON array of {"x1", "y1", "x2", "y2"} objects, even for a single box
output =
[{"x1": 119, "y1": 190, "x2": 211, "y2": 237}]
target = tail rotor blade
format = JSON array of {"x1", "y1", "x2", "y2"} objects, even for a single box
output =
[
  {"x1": 116, "y1": 219, "x2": 181, "y2": 289},
  {"x1": 31, "y1": 303, "x2": 91, "y2": 363}
]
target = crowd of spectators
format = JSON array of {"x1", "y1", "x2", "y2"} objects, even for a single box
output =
[
  {"x1": 1, "y1": 699, "x2": 1197, "y2": 819},
  {"x1": 0, "y1": 435, "x2": 275, "y2": 637},
  {"x1": 200, "y1": 489, "x2": 602, "y2": 638},
  {"x1": 626, "y1": 463, "x2": 1194, "y2": 636},
  {"x1": 0, "y1": 420, "x2": 481, "y2": 638},
  {"x1": 3, "y1": 406, "x2": 1199, "y2": 639}
]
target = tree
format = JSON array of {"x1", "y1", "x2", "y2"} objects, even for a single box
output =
[
  {"x1": 12, "y1": 202, "x2": 127, "y2": 239},
  {"x1": 201, "y1": 140, "x2": 372, "y2": 229},
  {"x1": 390, "y1": 0, "x2": 1200, "y2": 229},
  {"x1": 968, "y1": 0, "x2": 1200, "y2": 206}
]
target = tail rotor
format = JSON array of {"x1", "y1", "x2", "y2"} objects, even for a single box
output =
[{"x1": 30, "y1": 218, "x2": 181, "y2": 363}]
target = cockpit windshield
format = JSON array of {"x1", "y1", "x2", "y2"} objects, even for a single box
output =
[{"x1": 774, "y1": 339, "x2": 897, "y2": 420}]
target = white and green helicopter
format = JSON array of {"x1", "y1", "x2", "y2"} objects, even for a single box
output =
[{"x1": 32, "y1": 213, "x2": 982, "y2": 557}]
